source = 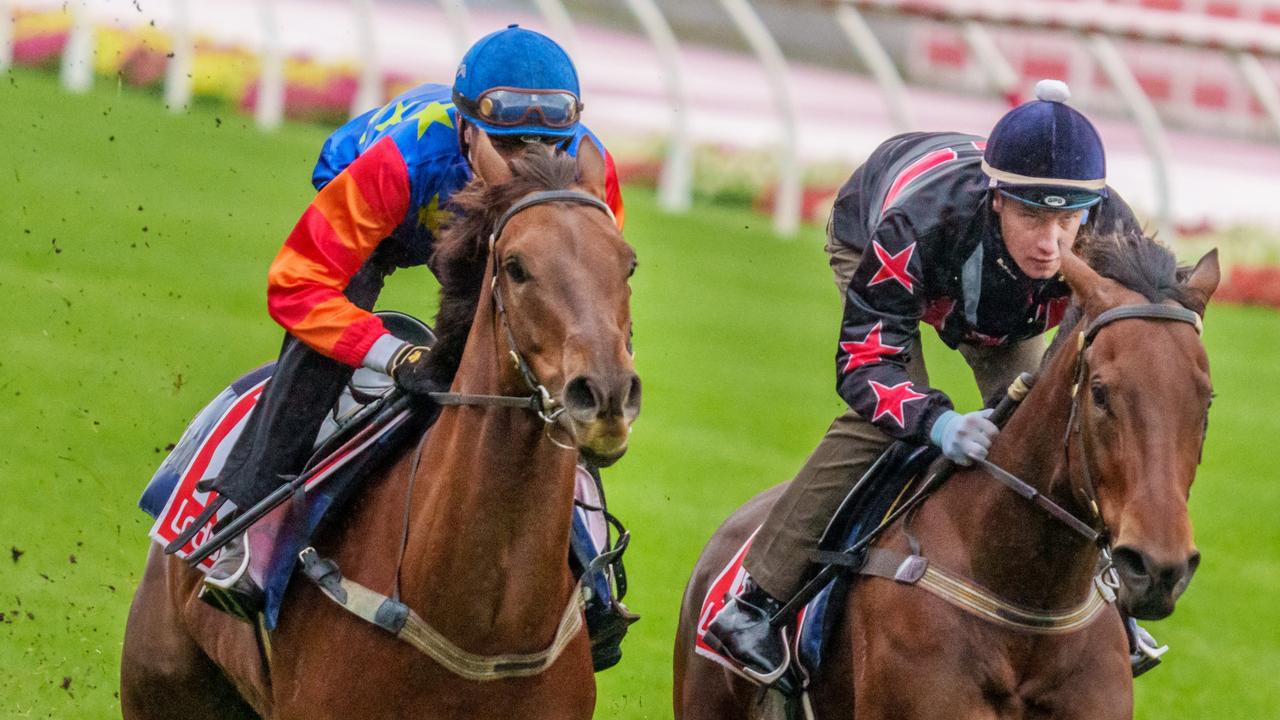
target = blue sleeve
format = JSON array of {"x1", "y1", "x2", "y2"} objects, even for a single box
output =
[{"x1": 312, "y1": 108, "x2": 379, "y2": 191}]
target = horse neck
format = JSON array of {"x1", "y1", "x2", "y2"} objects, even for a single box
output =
[
  {"x1": 400, "y1": 279, "x2": 580, "y2": 649},
  {"x1": 926, "y1": 330, "x2": 1101, "y2": 609}
]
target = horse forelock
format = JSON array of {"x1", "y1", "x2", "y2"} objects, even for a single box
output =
[
  {"x1": 1042, "y1": 228, "x2": 1204, "y2": 369},
  {"x1": 425, "y1": 146, "x2": 581, "y2": 385}
]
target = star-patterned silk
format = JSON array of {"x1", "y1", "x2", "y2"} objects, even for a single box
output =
[
  {"x1": 829, "y1": 131, "x2": 1142, "y2": 444},
  {"x1": 276, "y1": 83, "x2": 624, "y2": 367}
]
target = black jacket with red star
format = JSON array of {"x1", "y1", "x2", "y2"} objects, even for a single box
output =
[{"x1": 829, "y1": 131, "x2": 1141, "y2": 443}]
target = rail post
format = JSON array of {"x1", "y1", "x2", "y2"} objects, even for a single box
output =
[
  {"x1": 256, "y1": 0, "x2": 285, "y2": 131},
  {"x1": 622, "y1": 0, "x2": 693, "y2": 213},
  {"x1": 531, "y1": 0, "x2": 580, "y2": 55},
  {"x1": 1234, "y1": 51, "x2": 1280, "y2": 142},
  {"x1": 0, "y1": 0, "x2": 12, "y2": 72},
  {"x1": 60, "y1": 0, "x2": 94, "y2": 94},
  {"x1": 351, "y1": 0, "x2": 381, "y2": 116},
  {"x1": 1087, "y1": 34, "x2": 1175, "y2": 239},
  {"x1": 164, "y1": 0, "x2": 193, "y2": 112},
  {"x1": 833, "y1": 3, "x2": 914, "y2": 131},
  {"x1": 720, "y1": 0, "x2": 801, "y2": 236}
]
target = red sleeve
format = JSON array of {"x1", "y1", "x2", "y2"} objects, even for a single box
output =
[
  {"x1": 266, "y1": 137, "x2": 412, "y2": 366},
  {"x1": 603, "y1": 148, "x2": 625, "y2": 230}
]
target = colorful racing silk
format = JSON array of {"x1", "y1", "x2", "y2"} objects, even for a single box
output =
[
  {"x1": 829, "y1": 132, "x2": 1141, "y2": 443},
  {"x1": 266, "y1": 83, "x2": 625, "y2": 367}
]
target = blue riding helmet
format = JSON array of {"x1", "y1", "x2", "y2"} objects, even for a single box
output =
[
  {"x1": 452, "y1": 25, "x2": 582, "y2": 139},
  {"x1": 983, "y1": 80, "x2": 1106, "y2": 210}
]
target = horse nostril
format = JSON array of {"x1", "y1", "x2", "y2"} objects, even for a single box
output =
[
  {"x1": 624, "y1": 374, "x2": 642, "y2": 416},
  {"x1": 1111, "y1": 546, "x2": 1149, "y2": 585},
  {"x1": 563, "y1": 376, "x2": 601, "y2": 420}
]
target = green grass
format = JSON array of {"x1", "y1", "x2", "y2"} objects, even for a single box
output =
[{"x1": 2, "y1": 67, "x2": 1278, "y2": 718}]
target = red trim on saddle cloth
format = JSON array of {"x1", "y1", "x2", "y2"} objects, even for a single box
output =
[
  {"x1": 882, "y1": 147, "x2": 959, "y2": 213},
  {"x1": 694, "y1": 529, "x2": 813, "y2": 682},
  {"x1": 150, "y1": 380, "x2": 267, "y2": 567},
  {"x1": 694, "y1": 529, "x2": 759, "y2": 671}
]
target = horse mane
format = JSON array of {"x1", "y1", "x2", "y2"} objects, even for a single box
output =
[
  {"x1": 424, "y1": 145, "x2": 581, "y2": 385},
  {"x1": 1044, "y1": 229, "x2": 1204, "y2": 362}
]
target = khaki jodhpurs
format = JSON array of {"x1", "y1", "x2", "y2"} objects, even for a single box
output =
[{"x1": 742, "y1": 235, "x2": 1047, "y2": 601}]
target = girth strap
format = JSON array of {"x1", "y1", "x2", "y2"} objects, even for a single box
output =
[
  {"x1": 856, "y1": 548, "x2": 1112, "y2": 634},
  {"x1": 298, "y1": 547, "x2": 586, "y2": 681}
]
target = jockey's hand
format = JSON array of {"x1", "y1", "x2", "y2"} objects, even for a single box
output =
[
  {"x1": 930, "y1": 409, "x2": 998, "y2": 465},
  {"x1": 388, "y1": 343, "x2": 435, "y2": 395}
]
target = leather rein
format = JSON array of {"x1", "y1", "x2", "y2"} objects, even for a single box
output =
[
  {"x1": 299, "y1": 189, "x2": 618, "y2": 681},
  {"x1": 426, "y1": 189, "x2": 617, "y2": 423},
  {"x1": 928, "y1": 302, "x2": 1205, "y2": 630},
  {"x1": 802, "y1": 302, "x2": 1205, "y2": 634}
]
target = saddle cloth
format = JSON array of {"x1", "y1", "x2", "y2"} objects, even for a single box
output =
[
  {"x1": 140, "y1": 362, "x2": 616, "y2": 630},
  {"x1": 694, "y1": 444, "x2": 935, "y2": 690}
]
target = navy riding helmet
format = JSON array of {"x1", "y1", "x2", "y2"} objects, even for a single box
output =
[
  {"x1": 983, "y1": 80, "x2": 1106, "y2": 210},
  {"x1": 452, "y1": 25, "x2": 582, "y2": 139}
]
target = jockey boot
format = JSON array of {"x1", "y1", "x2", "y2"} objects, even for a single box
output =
[
  {"x1": 703, "y1": 577, "x2": 790, "y2": 684},
  {"x1": 1126, "y1": 616, "x2": 1168, "y2": 677},
  {"x1": 199, "y1": 534, "x2": 264, "y2": 623}
]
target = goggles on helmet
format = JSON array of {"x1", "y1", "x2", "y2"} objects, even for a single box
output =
[
  {"x1": 997, "y1": 185, "x2": 1103, "y2": 211},
  {"x1": 452, "y1": 87, "x2": 582, "y2": 129}
]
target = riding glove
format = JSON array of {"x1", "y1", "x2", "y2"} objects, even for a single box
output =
[
  {"x1": 930, "y1": 408, "x2": 998, "y2": 465},
  {"x1": 387, "y1": 342, "x2": 435, "y2": 395}
]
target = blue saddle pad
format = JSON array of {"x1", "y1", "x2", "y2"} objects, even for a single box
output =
[
  {"x1": 792, "y1": 444, "x2": 937, "y2": 685},
  {"x1": 140, "y1": 366, "x2": 618, "y2": 631}
]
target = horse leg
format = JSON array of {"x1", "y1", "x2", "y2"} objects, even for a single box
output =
[{"x1": 121, "y1": 544, "x2": 261, "y2": 720}]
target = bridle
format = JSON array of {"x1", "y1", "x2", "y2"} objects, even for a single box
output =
[
  {"x1": 1049, "y1": 303, "x2": 1204, "y2": 546},
  {"x1": 426, "y1": 189, "x2": 617, "y2": 424},
  {"x1": 781, "y1": 301, "x2": 1207, "y2": 631},
  {"x1": 297, "y1": 189, "x2": 624, "y2": 681}
]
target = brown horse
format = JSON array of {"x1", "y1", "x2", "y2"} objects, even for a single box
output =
[
  {"x1": 121, "y1": 134, "x2": 639, "y2": 719},
  {"x1": 675, "y1": 234, "x2": 1219, "y2": 720}
]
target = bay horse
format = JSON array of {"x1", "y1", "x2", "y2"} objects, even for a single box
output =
[
  {"x1": 675, "y1": 233, "x2": 1219, "y2": 720},
  {"x1": 121, "y1": 133, "x2": 640, "y2": 719}
]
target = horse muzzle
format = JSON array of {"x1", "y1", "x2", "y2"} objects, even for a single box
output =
[
  {"x1": 560, "y1": 372, "x2": 641, "y2": 467},
  {"x1": 1111, "y1": 545, "x2": 1200, "y2": 620}
]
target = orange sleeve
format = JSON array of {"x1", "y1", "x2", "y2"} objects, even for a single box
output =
[{"x1": 266, "y1": 137, "x2": 412, "y2": 366}]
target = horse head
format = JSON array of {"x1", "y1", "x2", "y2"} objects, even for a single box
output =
[
  {"x1": 456, "y1": 130, "x2": 640, "y2": 466},
  {"x1": 1057, "y1": 234, "x2": 1219, "y2": 620}
]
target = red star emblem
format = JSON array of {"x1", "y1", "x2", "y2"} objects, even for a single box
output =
[
  {"x1": 868, "y1": 380, "x2": 926, "y2": 428},
  {"x1": 840, "y1": 322, "x2": 903, "y2": 373},
  {"x1": 868, "y1": 240, "x2": 916, "y2": 293}
]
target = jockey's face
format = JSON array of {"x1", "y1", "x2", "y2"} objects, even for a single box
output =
[{"x1": 993, "y1": 192, "x2": 1086, "y2": 279}]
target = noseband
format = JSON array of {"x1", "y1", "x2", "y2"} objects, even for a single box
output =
[{"x1": 427, "y1": 189, "x2": 616, "y2": 423}]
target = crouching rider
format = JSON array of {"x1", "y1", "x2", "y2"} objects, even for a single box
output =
[
  {"x1": 198, "y1": 25, "x2": 625, "y2": 618},
  {"x1": 703, "y1": 80, "x2": 1167, "y2": 682}
]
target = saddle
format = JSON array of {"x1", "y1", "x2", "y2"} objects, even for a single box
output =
[
  {"x1": 139, "y1": 312, "x2": 635, "y2": 671},
  {"x1": 694, "y1": 441, "x2": 937, "y2": 695}
]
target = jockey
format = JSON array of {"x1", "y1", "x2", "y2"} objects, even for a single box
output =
[
  {"x1": 199, "y1": 25, "x2": 624, "y2": 616},
  {"x1": 704, "y1": 80, "x2": 1164, "y2": 682}
]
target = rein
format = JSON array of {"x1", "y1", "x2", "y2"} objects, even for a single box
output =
[
  {"x1": 922, "y1": 302, "x2": 1204, "y2": 631},
  {"x1": 795, "y1": 302, "x2": 1204, "y2": 634},
  {"x1": 426, "y1": 189, "x2": 616, "y2": 424},
  {"x1": 299, "y1": 188, "x2": 617, "y2": 681}
]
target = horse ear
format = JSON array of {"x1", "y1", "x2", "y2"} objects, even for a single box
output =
[
  {"x1": 576, "y1": 138, "x2": 608, "y2": 203},
  {"x1": 468, "y1": 126, "x2": 513, "y2": 186},
  {"x1": 1183, "y1": 248, "x2": 1220, "y2": 315},
  {"x1": 1057, "y1": 238, "x2": 1112, "y2": 313}
]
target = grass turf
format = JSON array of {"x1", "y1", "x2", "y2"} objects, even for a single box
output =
[{"x1": 1, "y1": 67, "x2": 1277, "y2": 717}]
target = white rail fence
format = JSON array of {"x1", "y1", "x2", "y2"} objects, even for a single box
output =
[{"x1": 11, "y1": 0, "x2": 1280, "y2": 236}]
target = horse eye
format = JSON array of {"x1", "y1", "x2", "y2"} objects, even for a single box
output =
[
  {"x1": 1091, "y1": 383, "x2": 1109, "y2": 410},
  {"x1": 504, "y1": 256, "x2": 530, "y2": 284},
  {"x1": 627, "y1": 259, "x2": 637, "y2": 279}
]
